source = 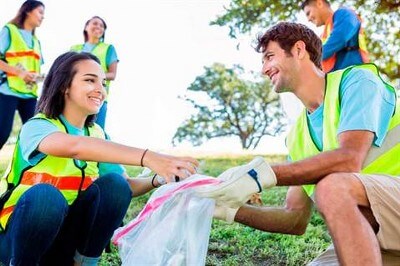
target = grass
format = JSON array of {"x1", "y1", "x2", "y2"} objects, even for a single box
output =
[{"x1": 0, "y1": 155, "x2": 331, "y2": 265}]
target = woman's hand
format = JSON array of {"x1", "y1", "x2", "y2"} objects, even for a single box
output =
[
  {"x1": 15, "y1": 64, "x2": 37, "y2": 84},
  {"x1": 142, "y1": 150, "x2": 199, "y2": 183}
]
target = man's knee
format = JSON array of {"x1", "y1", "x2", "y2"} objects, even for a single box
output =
[{"x1": 314, "y1": 173, "x2": 355, "y2": 215}]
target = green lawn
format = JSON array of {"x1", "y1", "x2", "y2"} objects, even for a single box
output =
[{"x1": 0, "y1": 155, "x2": 331, "y2": 265}]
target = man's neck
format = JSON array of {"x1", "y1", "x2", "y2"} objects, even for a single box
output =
[
  {"x1": 293, "y1": 66, "x2": 326, "y2": 114},
  {"x1": 321, "y1": 7, "x2": 334, "y2": 25}
]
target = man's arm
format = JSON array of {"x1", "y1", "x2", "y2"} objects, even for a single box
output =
[
  {"x1": 322, "y1": 8, "x2": 361, "y2": 60},
  {"x1": 235, "y1": 186, "x2": 312, "y2": 235},
  {"x1": 273, "y1": 130, "x2": 374, "y2": 186}
]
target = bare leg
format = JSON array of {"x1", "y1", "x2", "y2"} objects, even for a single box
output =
[{"x1": 315, "y1": 173, "x2": 381, "y2": 266}]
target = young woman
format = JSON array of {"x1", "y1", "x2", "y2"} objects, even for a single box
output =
[
  {"x1": 71, "y1": 16, "x2": 118, "y2": 129},
  {"x1": 0, "y1": 0, "x2": 45, "y2": 150},
  {"x1": 0, "y1": 51, "x2": 198, "y2": 266}
]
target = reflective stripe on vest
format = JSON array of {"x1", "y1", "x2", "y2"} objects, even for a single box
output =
[
  {"x1": 287, "y1": 63, "x2": 400, "y2": 197},
  {"x1": 4, "y1": 24, "x2": 41, "y2": 97},
  {"x1": 0, "y1": 114, "x2": 105, "y2": 231},
  {"x1": 321, "y1": 11, "x2": 370, "y2": 73},
  {"x1": 70, "y1": 43, "x2": 111, "y2": 91}
]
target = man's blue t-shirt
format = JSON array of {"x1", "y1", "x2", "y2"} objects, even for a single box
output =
[
  {"x1": 306, "y1": 68, "x2": 396, "y2": 150},
  {"x1": 323, "y1": 7, "x2": 364, "y2": 71},
  {"x1": 19, "y1": 115, "x2": 125, "y2": 176},
  {"x1": 0, "y1": 26, "x2": 44, "y2": 99}
]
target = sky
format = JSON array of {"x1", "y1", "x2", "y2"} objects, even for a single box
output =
[{"x1": 1, "y1": 0, "x2": 311, "y2": 155}]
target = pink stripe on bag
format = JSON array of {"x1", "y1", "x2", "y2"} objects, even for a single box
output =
[{"x1": 112, "y1": 178, "x2": 219, "y2": 245}]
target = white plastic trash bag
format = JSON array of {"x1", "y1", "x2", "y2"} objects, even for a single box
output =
[{"x1": 112, "y1": 174, "x2": 219, "y2": 266}]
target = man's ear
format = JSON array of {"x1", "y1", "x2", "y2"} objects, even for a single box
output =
[{"x1": 293, "y1": 40, "x2": 307, "y2": 59}]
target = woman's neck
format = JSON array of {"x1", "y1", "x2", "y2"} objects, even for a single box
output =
[
  {"x1": 62, "y1": 108, "x2": 86, "y2": 129},
  {"x1": 87, "y1": 37, "x2": 100, "y2": 44},
  {"x1": 22, "y1": 21, "x2": 34, "y2": 32}
]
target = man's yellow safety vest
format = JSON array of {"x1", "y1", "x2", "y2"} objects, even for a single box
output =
[{"x1": 287, "y1": 64, "x2": 400, "y2": 196}]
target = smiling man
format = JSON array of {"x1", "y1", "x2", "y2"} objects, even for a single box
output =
[
  {"x1": 197, "y1": 22, "x2": 400, "y2": 265},
  {"x1": 301, "y1": 0, "x2": 369, "y2": 72}
]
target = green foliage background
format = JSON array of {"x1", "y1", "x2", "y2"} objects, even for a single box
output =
[
  {"x1": 173, "y1": 63, "x2": 286, "y2": 149},
  {"x1": 211, "y1": 0, "x2": 400, "y2": 83}
]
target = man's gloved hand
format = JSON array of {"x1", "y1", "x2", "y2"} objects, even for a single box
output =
[
  {"x1": 213, "y1": 204, "x2": 239, "y2": 224},
  {"x1": 196, "y1": 156, "x2": 276, "y2": 207}
]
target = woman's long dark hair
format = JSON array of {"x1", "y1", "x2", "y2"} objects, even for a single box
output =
[
  {"x1": 83, "y1": 16, "x2": 107, "y2": 42},
  {"x1": 9, "y1": 0, "x2": 44, "y2": 33},
  {"x1": 37, "y1": 51, "x2": 101, "y2": 127}
]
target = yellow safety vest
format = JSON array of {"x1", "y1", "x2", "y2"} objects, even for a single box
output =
[
  {"x1": 4, "y1": 23, "x2": 41, "y2": 97},
  {"x1": 0, "y1": 114, "x2": 105, "y2": 231},
  {"x1": 287, "y1": 64, "x2": 400, "y2": 196},
  {"x1": 70, "y1": 43, "x2": 111, "y2": 92},
  {"x1": 321, "y1": 11, "x2": 370, "y2": 73}
]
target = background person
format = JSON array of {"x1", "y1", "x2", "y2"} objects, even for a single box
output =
[
  {"x1": 0, "y1": 0, "x2": 45, "y2": 150},
  {"x1": 0, "y1": 51, "x2": 198, "y2": 266},
  {"x1": 71, "y1": 16, "x2": 118, "y2": 129},
  {"x1": 301, "y1": 0, "x2": 369, "y2": 72},
  {"x1": 197, "y1": 22, "x2": 400, "y2": 265}
]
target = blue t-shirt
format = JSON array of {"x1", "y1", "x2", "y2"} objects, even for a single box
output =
[
  {"x1": 306, "y1": 68, "x2": 396, "y2": 150},
  {"x1": 79, "y1": 42, "x2": 118, "y2": 67},
  {"x1": 323, "y1": 7, "x2": 364, "y2": 71},
  {"x1": 0, "y1": 26, "x2": 44, "y2": 99},
  {"x1": 19, "y1": 115, "x2": 125, "y2": 176}
]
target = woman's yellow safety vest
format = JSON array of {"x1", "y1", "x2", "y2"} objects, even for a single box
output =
[
  {"x1": 287, "y1": 64, "x2": 400, "y2": 197},
  {"x1": 70, "y1": 43, "x2": 111, "y2": 93},
  {"x1": 321, "y1": 11, "x2": 369, "y2": 73},
  {"x1": 4, "y1": 23, "x2": 41, "y2": 97},
  {"x1": 0, "y1": 114, "x2": 106, "y2": 231}
]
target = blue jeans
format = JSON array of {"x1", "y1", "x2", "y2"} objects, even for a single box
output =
[
  {"x1": 0, "y1": 93, "x2": 37, "y2": 150},
  {"x1": 95, "y1": 101, "x2": 107, "y2": 130},
  {"x1": 0, "y1": 173, "x2": 132, "y2": 266}
]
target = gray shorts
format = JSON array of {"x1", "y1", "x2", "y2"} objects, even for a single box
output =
[{"x1": 308, "y1": 173, "x2": 400, "y2": 265}]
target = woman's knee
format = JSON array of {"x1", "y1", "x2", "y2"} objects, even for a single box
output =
[
  {"x1": 17, "y1": 184, "x2": 68, "y2": 223},
  {"x1": 9, "y1": 184, "x2": 68, "y2": 236},
  {"x1": 93, "y1": 173, "x2": 132, "y2": 209},
  {"x1": 96, "y1": 173, "x2": 132, "y2": 196}
]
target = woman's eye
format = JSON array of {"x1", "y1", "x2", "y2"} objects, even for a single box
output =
[{"x1": 85, "y1": 79, "x2": 94, "y2": 83}]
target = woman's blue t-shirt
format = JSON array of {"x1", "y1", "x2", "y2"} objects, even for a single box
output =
[{"x1": 19, "y1": 115, "x2": 125, "y2": 176}]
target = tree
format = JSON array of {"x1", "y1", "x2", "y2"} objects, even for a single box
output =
[
  {"x1": 172, "y1": 63, "x2": 286, "y2": 149},
  {"x1": 211, "y1": 0, "x2": 400, "y2": 83}
]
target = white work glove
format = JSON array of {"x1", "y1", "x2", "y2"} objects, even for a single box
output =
[
  {"x1": 213, "y1": 204, "x2": 239, "y2": 224},
  {"x1": 196, "y1": 156, "x2": 276, "y2": 208}
]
